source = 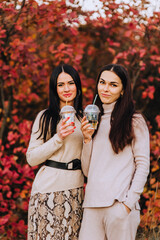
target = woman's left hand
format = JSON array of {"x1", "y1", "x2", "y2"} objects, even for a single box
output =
[
  {"x1": 81, "y1": 116, "x2": 95, "y2": 143},
  {"x1": 122, "y1": 203, "x2": 131, "y2": 214}
]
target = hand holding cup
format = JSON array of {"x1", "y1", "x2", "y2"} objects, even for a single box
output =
[
  {"x1": 82, "y1": 104, "x2": 100, "y2": 143},
  {"x1": 84, "y1": 104, "x2": 100, "y2": 130},
  {"x1": 81, "y1": 116, "x2": 95, "y2": 143},
  {"x1": 58, "y1": 105, "x2": 76, "y2": 140},
  {"x1": 58, "y1": 117, "x2": 75, "y2": 140},
  {"x1": 60, "y1": 105, "x2": 76, "y2": 125}
]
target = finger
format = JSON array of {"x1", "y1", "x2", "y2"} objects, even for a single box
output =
[
  {"x1": 82, "y1": 123, "x2": 92, "y2": 130},
  {"x1": 61, "y1": 125, "x2": 75, "y2": 134},
  {"x1": 81, "y1": 119, "x2": 89, "y2": 128},
  {"x1": 81, "y1": 116, "x2": 86, "y2": 122},
  {"x1": 65, "y1": 126, "x2": 76, "y2": 132},
  {"x1": 61, "y1": 117, "x2": 70, "y2": 125},
  {"x1": 62, "y1": 128, "x2": 75, "y2": 138},
  {"x1": 60, "y1": 120, "x2": 74, "y2": 130},
  {"x1": 63, "y1": 122, "x2": 75, "y2": 130},
  {"x1": 88, "y1": 129, "x2": 95, "y2": 134}
]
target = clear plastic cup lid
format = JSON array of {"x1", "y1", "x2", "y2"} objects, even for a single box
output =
[
  {"x1": 60, "y1": 105, "x2": 76, "y2": 114},
  {"x1": 84, "y1": 104, "x2": 100, "y2": 113}
]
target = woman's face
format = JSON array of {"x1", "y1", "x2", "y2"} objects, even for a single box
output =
[
  {"x1": 98, "y1": 70, "x2": 124, "y2": 104},
  {"x1": 57, "y1": 72, "x2": 77, "y2": 108}
]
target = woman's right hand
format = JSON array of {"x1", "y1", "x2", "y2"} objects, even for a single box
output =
[
  {"x1": 57, "y1": 117, "x2": 75, "y2": 140},
  {"x1": 81, "y1": 116, "x2": 95, "y2": 143}
]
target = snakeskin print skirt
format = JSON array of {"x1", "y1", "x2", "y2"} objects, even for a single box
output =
[{"x1": 28, "y1": 187, "x2": 84, "y2": 240}]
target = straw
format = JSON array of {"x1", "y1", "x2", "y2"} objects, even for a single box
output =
[
  {"x1": 93, "y1": 94, "x2": 98, "y2": 105},
  {"x1": 66, "y1": 96, "x2": 68, "y2": 106}
]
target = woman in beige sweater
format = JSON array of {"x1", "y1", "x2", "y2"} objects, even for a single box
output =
[
  {"x1": 26, "y1": 64, "x2": 84, "y2": 239},
  {"x1": 79, "y1": 64, "x2": 150, "y2": 240}
]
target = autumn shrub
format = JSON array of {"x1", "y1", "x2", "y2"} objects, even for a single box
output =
[{"x1": 0, "y1": 119, "x2": 37, "y2": 239}]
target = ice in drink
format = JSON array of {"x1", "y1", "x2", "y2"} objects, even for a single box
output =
[
  {"x1": 84, "y1": 104, "x2": 100, "y2": 129},
  {"x1": 60, "y1": 105, "x2": 76, "y2": 125}
]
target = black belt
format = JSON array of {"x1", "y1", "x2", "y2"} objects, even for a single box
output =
[{"x1": 45, "y1": 159, "x2": 81, "y2": 170}]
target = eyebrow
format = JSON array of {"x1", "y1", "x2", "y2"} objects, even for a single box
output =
[
  {"x1": 57, "y1": 80, "x2": 74, "y2": 84},
  {"x1": 100, "y1": 78, "x2": 119, "y2": 84}
]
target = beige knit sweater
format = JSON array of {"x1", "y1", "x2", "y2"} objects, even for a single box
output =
[
  {"x1": 26, "y1": 110, "x2": 84, "y2": 195},
  {"x1": 81, "y1": 102, "x2": 150, "y2": 210}
]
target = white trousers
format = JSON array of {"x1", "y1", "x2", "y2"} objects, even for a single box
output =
[{"x1": 79, "y1": 201, "x2": 140, "y2": 240}]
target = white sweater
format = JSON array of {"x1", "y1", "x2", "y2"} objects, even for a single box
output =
[
  {"x1": 81, "y1": 102, "x2": 150, "y2": 210},
  {"x1": 26, "y1": 110, "x2": 84, "y2": 195}
]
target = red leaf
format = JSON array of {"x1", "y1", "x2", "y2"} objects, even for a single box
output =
[
  {"x1": 155, "y1": 115, "x2": 160, "y2": 128},
  {"x1": 6, "y1": 191, "x2": 12, "y2": 198},
  {"x1": 124, "y1": 30, "x2": 132, "y2": 37},
  {"x1": 70, "y1": 27, "x2": 78, "y2": 36},
  {"x1": 58, "y1": 43, "x2": 66, "y2": 51},
  {"x1": 0, "y1": 214, "x2": 10, "y2": 225},
  {"x1": 142, "y1": 91, "x2": 147, "y2": 99},
  {"x1": 148, "y1": 86, "x2": 155, "y2": 99}
]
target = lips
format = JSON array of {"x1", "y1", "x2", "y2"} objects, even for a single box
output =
[
  {"x1": 63, "y1": 93, "x2": 72, "y2": 97},
  {"x1": 101, "y1": 93, "x2": 111, "y2": 97}
]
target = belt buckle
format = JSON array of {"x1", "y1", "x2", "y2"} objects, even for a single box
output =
[{"x1": 67, "y1": 161, "x2": 73, "y2": 170}]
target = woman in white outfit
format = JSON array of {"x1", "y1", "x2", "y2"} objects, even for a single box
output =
[
  {"x1": 79, "y1": 64, "x2": 150, "y2": 240},
  {"x1": 26, "y1": 64, "x2": 84, "y2": 240}
]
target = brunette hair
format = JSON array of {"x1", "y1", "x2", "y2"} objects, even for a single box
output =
[
  {"x1": 94, "y1": 64, "x2": 135, "y2": 153},
  {"x1": 37, "y1": 64, "x2": 83, "y2": 142}
]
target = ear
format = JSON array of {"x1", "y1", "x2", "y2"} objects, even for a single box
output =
[
  {"x1": 78, "y1": 89, "x2": 81, "y2": 96},
  {"x1": 121, "y1": 90, "x2": 124, "y2": 96}
]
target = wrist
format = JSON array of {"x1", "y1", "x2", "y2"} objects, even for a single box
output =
[
  {"x1": 57, "y1": 133, "x2": 63, "y2": 141},
  {"x1": 84, "y1": 137, "x2": 91, "y2": 144}
]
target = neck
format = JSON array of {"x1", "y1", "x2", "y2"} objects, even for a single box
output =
[{"x1": 102, "y1": 102, "x2": 116, "y2": 115}]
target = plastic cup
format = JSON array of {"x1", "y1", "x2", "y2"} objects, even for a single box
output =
[
  {"x1": 60, "y1": 105, "x2": 76, "y2": 126},
  {"x1": 84, "y1": 104, "x2": 100, "y2": 129}
]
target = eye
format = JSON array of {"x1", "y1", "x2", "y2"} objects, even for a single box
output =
[
  {"x1": 69, "y1": 81, "x2": 75, "y2": 85},
  {"x1": 99, "y1": 80, "x2": 105, "y2": 84},
  {"x1": 110, "y1": 82, "x2": 118, "y2": 87},
  {"x1": 57, "y1": 83, "x2": 64, "y2": 87},
  {"x1": 111, "y1": 83, "x2": 118, "y2": 87}
]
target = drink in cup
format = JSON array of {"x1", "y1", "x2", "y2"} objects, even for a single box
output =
[
  {"x1": 84, "y1": 104, "x2": 100, "y2": 129},
  {"x1": 60, "y1": 105, "x2": 76, "y2": 126}
]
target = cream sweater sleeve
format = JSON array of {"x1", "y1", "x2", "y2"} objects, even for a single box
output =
[
  {"x1": 26, "y1": 111, "x2": 63, "y2": 167},
  {"x1": 81, "y1": 140, "x2": 93, "y2": 177},
  {"x1": 124, "y1": 116, "x2": 150, "y2": 210}
]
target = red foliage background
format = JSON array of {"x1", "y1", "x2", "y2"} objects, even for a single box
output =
[{"x1": 0, "y1": 0, "x2": 160, "y2": 238}]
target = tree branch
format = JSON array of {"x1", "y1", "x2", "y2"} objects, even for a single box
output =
[
  {"x1": 132, "y1": 68, "x2": 141, "y2": 91},
  {"x1": 0, "y1": 79, "x2": 13, "y2": 141},
  {"x1": 0, "y1": 77, "x2": 5, "y2": 111},
  {"x1": 8, "y1": 0, "x2": 26, "y2": 35}
]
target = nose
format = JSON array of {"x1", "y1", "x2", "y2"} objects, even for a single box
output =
[
  {"x1": 64, "y1": 84, "x2": 69, "y2": 91},
  {"x1": 104, "y1": 84, "x2": 109, "y2": 91}
]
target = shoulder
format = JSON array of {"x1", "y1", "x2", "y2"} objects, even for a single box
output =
[
  {"x1": 34, "y1": 109, "x2": 47, "y2": 121},
  {"x1": 32, "y1": 109, "x2": 47, "y2": 130},
  {"x1": 132, "y1": 113, "x2": 146, "y2": 124},
  {"x1": 132, "y1": 113, "x2": 149, "y2": 132}
]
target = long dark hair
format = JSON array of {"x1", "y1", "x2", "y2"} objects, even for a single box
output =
[
  {"x1": 38, "y1": 64, "x2": 83, "y2": 142},
  {"x1": 94, "y1": 64, "x2": 135, "y2": 154}
]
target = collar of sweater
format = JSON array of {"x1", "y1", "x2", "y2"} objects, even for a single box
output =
[{"x1": 102, "y1": 102, "x2": 116, "y2": 116}]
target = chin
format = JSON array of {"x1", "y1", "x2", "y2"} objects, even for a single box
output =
[
  {"x1": 102, "y1": 100, "x2": 112, "y2": 104},
  {"x1": 100, "y1": 98, "x2": 110, "y2": 104}
]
